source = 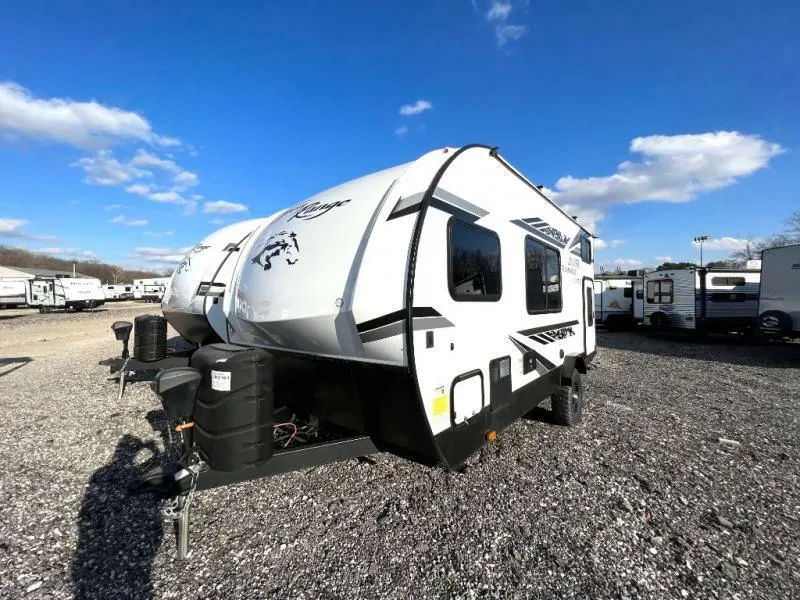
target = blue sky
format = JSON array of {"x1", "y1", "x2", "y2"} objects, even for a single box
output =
[{"x1": 1, "y1": 0, "x2": 798, "y2": 273}]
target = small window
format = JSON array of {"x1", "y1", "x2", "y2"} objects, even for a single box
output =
[
  {"x1": 623, "y1": 287, "x2": 633, "y2": 298},
  {"x1": 579, "y1": 232, "x2": 592, "y2": 264},
  {"x1": 448, "y1": 219, "x2": 501, "y2": 301},
  {"x1": 636, "y1": 289, "x2": 644, "y2": 300},
  {"x1": 711, "y1": 277, "x2": 746, "y2": 287},
  {"x1": 525, "y1": 237, "x2": 562, "y2": 313},
  {"x1": 646, "y1": 279, "x2": 674, "y2": 304}
]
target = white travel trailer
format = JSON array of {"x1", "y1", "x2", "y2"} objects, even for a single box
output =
[
  {"x1": 103, "y1": 284, "x2": 134, "y2": 301},
  {"x1": 757, "y1": 243, "x2": 800, "y2": 338},
  {"x1": 25, "y1": 277, "x2": 105, "y2": 312},
  {"x1": 593, "y1": 275, "x2": 635, "y2": 329},
  {"x1": 643, "y1": 268, "x2": 760, "y2": 334},
  {"x1": 135, "y1": 144, "x2": 599, "y2": 558},
  {"x1": 0, "y1": 278, "x2": 27, "y2": 308},
  {"x1": 133, "y1": 277, "x2": 170, "y2": 302}
]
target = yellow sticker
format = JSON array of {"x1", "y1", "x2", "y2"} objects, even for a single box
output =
[{"x1": 433, "y1": 393, "x2": 449, "y2": 416}]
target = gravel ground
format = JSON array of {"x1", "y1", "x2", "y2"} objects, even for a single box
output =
[{"x1": 0, "y1": 310, "x2": 799, "y2": 599}]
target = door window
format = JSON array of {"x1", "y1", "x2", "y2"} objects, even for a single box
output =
[{"x1": 586, "y1": 287, "x2": 594, "y2": 326}]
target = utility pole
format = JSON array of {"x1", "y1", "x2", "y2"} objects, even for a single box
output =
[{"x1": 693, "y1": 236, "x2": 709, "y2": 268}]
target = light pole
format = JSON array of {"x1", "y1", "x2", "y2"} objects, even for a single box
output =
[{"x1": 693, "y1": 235, "x2": 709, "y2": 267}]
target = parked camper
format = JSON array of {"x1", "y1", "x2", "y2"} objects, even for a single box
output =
[
  {"x1": 642, "y1": 268, "x2": 760, "y2": 334},
  {"x1": 134, "y1": 145, "x2": 599, "y2": 558},
  {"x1": 593, "y1": 276, "x2": 635, "y2": 329},
  {"x1": 0, "y1": 278, "x2": 27, "y2": 308},
  {"x1": 133, "y1": 277, "x2": 170, "y2": 303},
  {"x1": 757, "y1": 243, "x2": 800, "y2": 338},
  {"x1": 103, "y1": 284, "x2": 134, "y2": 301},
  {"x1": 25, "y1": 277, "x2": 105, "y2": 312}
]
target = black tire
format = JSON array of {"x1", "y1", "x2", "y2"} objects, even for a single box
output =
[
  {"x1": 551, "y1": 372, "x2": 584, "y2": 427},
  {"x1": 759, "y1": 310, "x2": 792, "y2": 336},
  {"x1": 650, "y1": 312, "x2": 668, "y2": 331}
]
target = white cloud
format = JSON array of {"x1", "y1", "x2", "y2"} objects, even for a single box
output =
[
  {"x1": 609, "y1": 239, "x2": 627, "y2": 248},
  {"x1": 654, "y1": 255, "x2": 673, "y2": 262},
  {"x1": 598, "y1": 258, "x2": 644, "y2": 272},
  {"x1": 72, "y1": 150, "x2": 151, "y2": 185},
  {"x1": 0, "y1": 81, "x2": 180, "y2": 150},
  {"x1": 144, "y1": 230, "x2": 175, "y2": 237},
  {"x1": 545, "y1": 131, "x2": 784, "y2": 234},
  {"x1": 130, "y1": 149, "x2": 179, "y2": 173},
  {"x1": 398, "y1": 100, "x2": 432, "y2": 116},
  {"x1": 495, "y1": 24, "x2": 527, "y2": 47},
  {"x1": 395, "y1": 125, "x2": 409, "y2": 138},
  {"x1": 486, "y1": 2, "x2": 512, "y2": 21},
  {"x1": 103, "y1": 204, "x2": 123, "y2": 210},
  {"x1": 125, "y1": 183, "x2": 151, "y2": 197},
  {"x1": 173, "y1": 170, "x2": 199, "y2": 189},
  {"x1": 203, "y1": 200, "x2": 248, "y2": 214},
  {"x1": 0, "y1": 218, "x2": 56, "y2": 241},
  {"x1": 594, "y1": 239, "x2": 608, "y2": 250},
  {"x1": 210, "y1": 218, "x2": 226, "y2": 225},
  {"x1": 132, "y1": 246, "x2": 191, "y2": 264},
  {"x1": 148, "y1": 190, "x2": 183, "y2": 203},
  {"x1": 110, "y1": 214, "x2": 148, "y2": 226},
  {"x1": 691, "y1": 236, "x2": 753, "y2": 252},
  {"x1": 35, "y1": 247, "x2": 99, "y2": 259}
]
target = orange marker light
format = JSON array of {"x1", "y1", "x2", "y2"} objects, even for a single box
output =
[{"x1": 486, "y1": 430, "x2": 497, "y2": 442}]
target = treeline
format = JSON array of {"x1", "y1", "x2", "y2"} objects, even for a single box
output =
[{"x1": 0, "y1": 245, "x2": 167, "y2": 283}]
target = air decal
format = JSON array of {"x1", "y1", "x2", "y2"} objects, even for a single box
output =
[
  {"x1": 251, "y1": 231, "x2": 300, "y2": 270},
  {"x1": 510, "y1": 218, "x2": 569, "y2": 249}
]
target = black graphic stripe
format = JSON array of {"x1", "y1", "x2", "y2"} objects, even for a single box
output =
[
  {"x1": 356, "y1": 307, "x2": 441, "y2": 333},
  {"x1": 529, "y1": 334, "x2": 549, "y2": 344},
  {"x1": 510, "y1": 219, "x2": 568, "y2": 249},
  {"x1": 518, "y1": 319, "x2": 579, "y2": 337},
  {"x1": 387, "y1": 203, "x2": 422, "y2": 221}
]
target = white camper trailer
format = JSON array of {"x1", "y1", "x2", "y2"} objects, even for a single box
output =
[
  {"x1": 0, "y1": 278, "x2": 27, "y2": 308},
  {"x1": 25, "y1": 277, "x2": 105, "y2": 312},
  {"x1": 135, "y1": 146, "x2": 598, "y2": 557},
  {"x1": 103, "y1": 284, "x2": 134, "y2": 301},
  {"x1": 757, "y1": 243, "x2": 800, "y2": 338},
  {"x1": 593, "y1": 276, "x2": 635, "y2": 329},
  {"x1": 133, "y1": 278, "x2": 170, "y2": 302},
  {"x1": 643, "y1": 268, "x2": 760, "y2": 334}
]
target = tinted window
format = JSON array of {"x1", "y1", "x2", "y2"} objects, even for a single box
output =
[
  {"x1": 449, "y1": 220, "x2": 501, "y2": 300},
  {"x1": 646, "y1": 279, "x2": 674, "y2": 304},
  {"x1": 636, "y1": 289, "x2": 644, "y2": 300},
  {"x1": 580, "y1": 232, "x2": 592, "y2": 264},
  {"x1": 526, "y1": 237, "x2": 562, "y2": 313},
  {"x1": 586, "y1": 287, "x2": 594, "y2": 326},
  {"x1": 711, "y1": 277, "x2": 746, "y2": 286},
  {"x1": 623, "y1": 287, "x2": 633, "y2": 298}
]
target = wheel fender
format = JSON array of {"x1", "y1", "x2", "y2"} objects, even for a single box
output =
[
  {"x1": 561, "y1": 353, "x2": 587, "y2": 386},
  {"x1": 650, "y1": 311, "x2": 669, "y2": 329}
]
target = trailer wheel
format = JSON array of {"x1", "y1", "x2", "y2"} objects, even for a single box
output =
[
  {"x1": 551, "y1": 372, "x2": 584, "y2": 427},
  {"x1": 650, "y1": 312, "x2": 668, "y2": 331},
  {"x1": 759, "y1": 310, "x2": 792, "y2": 337}
]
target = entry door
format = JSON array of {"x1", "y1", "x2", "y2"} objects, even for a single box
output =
[{"x1": 583, "y1": 278, "x2": 596, "y2": 355}]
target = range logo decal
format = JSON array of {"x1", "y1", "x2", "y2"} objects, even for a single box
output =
[
  {"x1": 251, "y1": 231, "x2": 300, "y2": 270},
  {"x1": 287, "y1": 198, "x2": 351, "y2": 221},
  {"x1": 176, "y1": 244, "x2": 211, "y2": 274}
]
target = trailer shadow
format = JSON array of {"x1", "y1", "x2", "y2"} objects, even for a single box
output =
[
  {"x1": 597, "y1": 331, "x2": 800, "y2": 369},
  {"x1": 0, "y1": 357, "x2": 33, "y2": 377},
  {"x1": 71, "y1": 430, "x2": 172, "y2": 600}
]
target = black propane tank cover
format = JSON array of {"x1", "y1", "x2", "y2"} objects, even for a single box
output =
[
  {"x1": 190, "y1": 344, "x2": 274, "y2": 472},
  {"x1": 133, "y1": 314, "x2": 168, "y2": 362}
]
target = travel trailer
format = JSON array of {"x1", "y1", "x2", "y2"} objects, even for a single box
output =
[
  {"x1": 642, "y1": 268, "x2": 760, "y2": 334},
  {"x1": 25, "y1": 277, "x2": 105, "y2": 312},
  {"x1": 131, "y1": 144, "x2": 599, "y2": 558},
  {"x1": 133, "y1": 278, "x2": 170, "y2": 302},
  {"x1": 0, "y1": 278, "x2": 27, "y2": 308},
  {"x1": 593, "y1": 275, "x2": 635, "y2": 329},
  {"x1": 757, "y1": 243, "x2": 800, "y2": 338},
  {"x1": 103, "y1": 284, "x2": 134, "y2": 301}
]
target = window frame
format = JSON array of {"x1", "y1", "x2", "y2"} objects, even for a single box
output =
[
  {"x1": 711, "y1": 276, "x2": 746, "y2": 287},
  {"x1": 446, "y1": 217, "x2": 503, "y2": 302},
  {"x1": 579, "y1": 232, "x2": 593, "y2": 264},
  {"x1": 524, "y1": 235, "x2": 563, "y2": 315},
  {"x1": 646, "y1": 278, "x2": 674, "y2": 304}
]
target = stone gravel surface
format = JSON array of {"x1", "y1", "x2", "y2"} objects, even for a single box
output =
[{"x1": 0, "y1": 307, "x2": 798, "y2": 599}]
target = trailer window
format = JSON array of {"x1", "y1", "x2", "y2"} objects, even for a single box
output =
[
  {"x1": 448, "y1": 219, "x2": 502, "y2": 300},
  {"x1": 636, "y1": 289, "x2": 643, "y2": 300},
  {"x1": 579, "y1": 232, "x2": 592, "y2": 264},
  {"x1": 711, "y1": 277, "x2": 746, "y2": 286},
  {"x1": 623, "y1": 287, "x2": 633, "y2": 298},
  {"x1": 525, "y1": 237, "x2": 562, "y2": 313},
  {"x1": 646, "y1": 279, "x2": 673, "y2": 304}
]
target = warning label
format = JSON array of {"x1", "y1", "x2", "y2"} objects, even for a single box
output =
[{"x1": 211, "y1": 370, "x2": 231, "y2": 392}]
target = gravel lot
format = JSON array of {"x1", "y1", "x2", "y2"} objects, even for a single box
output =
[{"x1": 0, "y1": 307, "x2": 799, "y2": 599}]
